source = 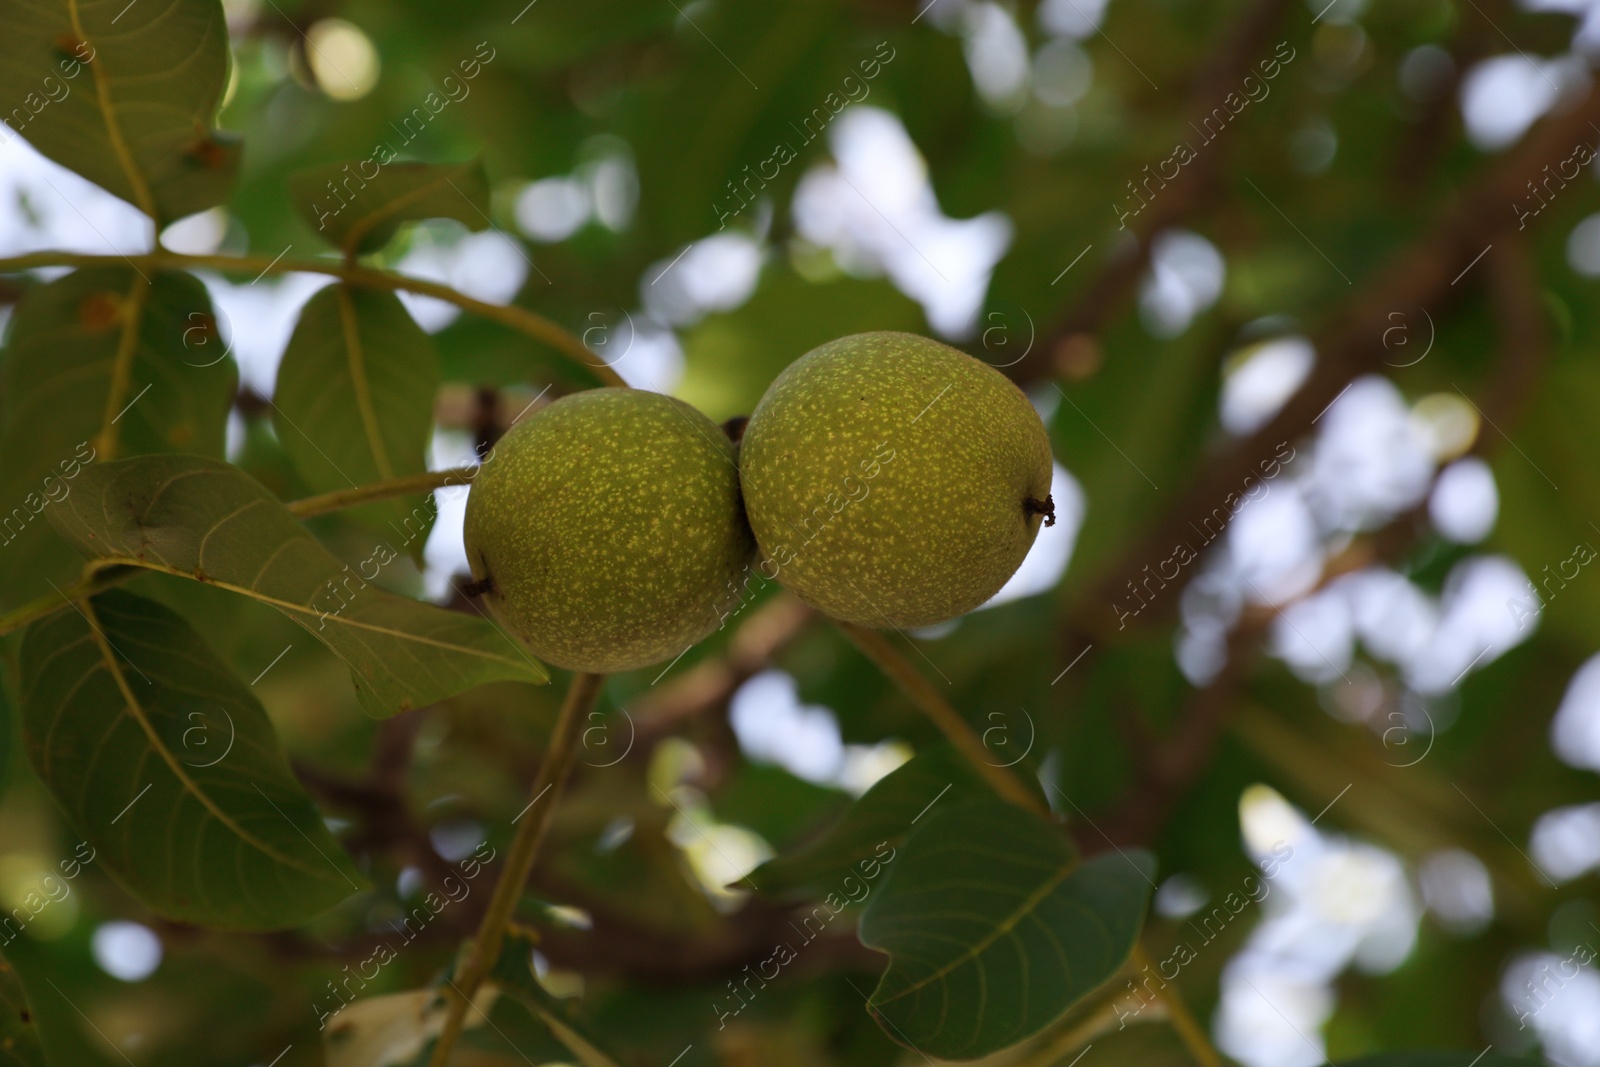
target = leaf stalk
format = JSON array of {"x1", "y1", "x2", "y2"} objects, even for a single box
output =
[
  {"x1": 427, "y1": 670, "x2": 607, "y2": 1066},
  {"x1": 0, "y1": 251, "x2": 625, "y2": 389},
  {"x1": 834, "y1": 619, "x2": 1051, "y2": 817}
]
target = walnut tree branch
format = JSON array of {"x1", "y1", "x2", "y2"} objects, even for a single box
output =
[
  {"x1": 428, "y1": 671, "x2": 607, "y2": 1067},
  {"x1": 0, "y1": 250, "x2": 625, "y2": 389},
  {"x1": 1069, "y1": 85, "x2": 1600, "y2": 639},
  {"x1": 1020, "y1": 0, "x2": 1294, "y2": 386}
]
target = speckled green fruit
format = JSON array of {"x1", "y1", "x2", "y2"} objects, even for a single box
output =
[
  {"x1": 739, "y1": 332, "x2": 1054, "y2": 629},
  {"x1": 463, "y1": 388, "x2": 754, "y2": 673}
]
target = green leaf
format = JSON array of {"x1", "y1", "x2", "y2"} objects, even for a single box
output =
[
  {"x1": 0, "y1": 0, "x2": 239, "y2": 222},
  {"x1": 679, "y1": 266, "x2": 926, "y2": 423},
  {"x1": 0, "y1": 947, "x2": 46, "y2": 1067},
  {"x1": 0, "y1": 268, "x2": 236, "y2": 609},
  {"x1": 859, "y1": 800, "x2": 1153, "y2": 1060},
  {"x1": 274, "y1": 285, "x2": 440, "y2": 537},
  {"x1": 747, "y1": 744, "x2": 994, "y2": 898},
  {"x1": 18, "y1": 588, "x2": 364, "y2": 930},
  {"x1": 0, "y1": 937, "x2": 117, "y2": 1067},
  {"x1": 492, "y1": 932, "x2": 627, "y2": 1067},
  {"x1": 46, "y1": 454, "x2": 549, "y2": 716},
  {"x1": 288, "y1": 159, "x2": 491, "y2": 255}
]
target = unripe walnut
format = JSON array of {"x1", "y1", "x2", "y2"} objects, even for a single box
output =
[
  {"x1": 738, "y1": 332, "x2": 1054, "y2": 629},
  {"x1": 464, "y1": 388, "x2": 754, "y2": 673}
]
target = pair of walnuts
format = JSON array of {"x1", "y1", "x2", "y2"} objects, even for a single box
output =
[{"x1": 463, "y1": 332, "x2": 1055, "y2": 673}]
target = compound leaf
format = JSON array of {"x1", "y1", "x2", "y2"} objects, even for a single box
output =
[
  {"x1": 46, "y1": 454, "x2": 548, "y2": 716},
  {"x1": 19, "y1": 589, "x2": 363, "y2": 929},
  {"x1": 274, "y1": 285, "x2": 439, "y2": 537},
  {"x1": 0, "y1": 268, "x2": 235, "y2": 609},
  {"x1": 0, "y1": 0, "x2": 240, "y2": 221},
  {"x1": 859, "y1": 800, "x2": 1153, "y2": 1060},
  {"x1": 288, "y1": 158, "x2": 490, "y2": 255},
  {"x1": 748, "y1": 743, "x2": 994, "y2": 898}
]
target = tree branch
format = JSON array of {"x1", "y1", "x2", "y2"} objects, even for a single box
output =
[
  {"x1": 530, "y1": 882, "x2": 883, "y2": 981},
  {"x1": 1022, "y1": 0, "x2": 1293, "y2": 385},
  {"x1": 292, "y1": 726, "x2": 466, "y2": 902},
  {"x1": 428, "y1": 671, "x2": 607, "y2": 1067},
  {"x1": 1010, "y1": 990, "x2": 1151, "y2": 1067},
  {"x1": 0, "y1": 567, "x2": 135, "y2": 638},
  {"x1": 0, "y1": 250, "x2": 626, "y2": 389},
  {"x1": 632, "y1": 592, "x2": 816, "y2": 746},
  {"x1": 1070, "y1": 85, "x2": 1600, "y2": 638},
  {"x1": 1132, "y1": 944, "x2": 1222, "y2": 1066},
  {"x1": 1103, "y1": 227, "x2": 1557, "y2": 851}
]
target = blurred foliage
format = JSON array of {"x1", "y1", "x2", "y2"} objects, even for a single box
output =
[{"x1": 0, "y1": 0, "x2": 1597, "y2": 1063}]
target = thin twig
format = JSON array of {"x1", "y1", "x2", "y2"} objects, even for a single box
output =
[
  {"x1": 0, "y1": 469, "x2": 487, "y2": 637},
  {"x1": 287, "y1": 466, "x2": 483, "y2": 519},
  {"x1": 1131, "y1": 944, "x2": 1222, "y2": 1066},
  {"x1": 427, "y1": 671, "x2": 607, "y2": 1066},
  {"x1": 0, "y1": 568, "x2": 133, "y2": 638},
  {"x1": 0, "y1": 250, "x2": 625, "y2": 389},
  {"x1": 834, "y1": 620, "x2": 1050, "y2": 817},
  {"x1": 633, "y1": 592, "x2": 815, "y2": 743},
  {"x1": 1104, "y1": 627, "x2": 1255, "y2": 846},
  {"x1": 1026, "y1": 0, "x2": 1293, "y2": 385},
  {"x1": 1010, "y1": 983, "x2": 1155, "y2": 1067},
  {"x1": 1072, "y1": 84, "x2": 1600, "y2": 638},
  {"x1": 832, "y1": 623, "x2": 1228, "y2": 1062}
]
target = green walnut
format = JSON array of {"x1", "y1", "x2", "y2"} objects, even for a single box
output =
[
  {"x1": 463, "y1": 388, "x2": 754, "y2": 673},
  {"x1": 739, "y1": 331, "x2": 1054, "y2": 629}
]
